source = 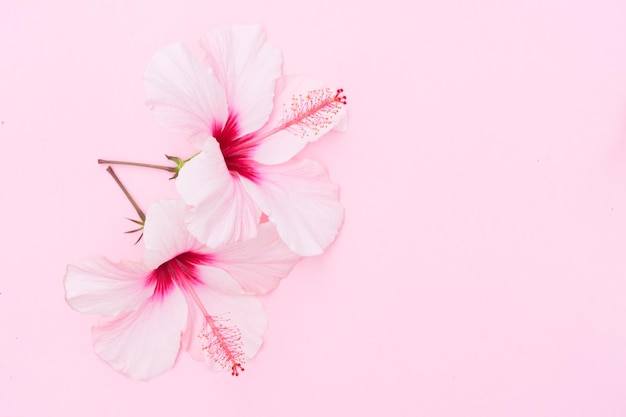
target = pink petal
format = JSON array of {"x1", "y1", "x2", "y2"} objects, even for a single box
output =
[
  {"x1": 176, "y1": 138, "x2": 261, "y2": 248},
  {"x1": 252, "y1": 75, "x2": 348, "y2": 165},
  {"x1": 181, "y1": 266, "x2": 267, "y2": 370},
  {"x1": 92, "y1": 288, "x2": 188, "y2": 380},
  {"x1": 64, "y1": 257, "x2": 153, "y2": 316},
  {"x1": 242, "y1": 159, "x2": 344, "y2": 256},
  {"x1": 143, "y1": 199, "x2": 203, "y2": 269},
  {"x1": 144, "y1": 43, "x2": 228, "y2": 146},
  {"x1": 211, "y1": 222, "x2": 301, "y2": 294},
  {"x1": 201, "y1": 25, "x2": 282, "y2": 136}
]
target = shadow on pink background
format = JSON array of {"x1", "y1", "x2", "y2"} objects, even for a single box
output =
[{"x1": 2, "y1": 0, "x2": 626, "y2": 415}]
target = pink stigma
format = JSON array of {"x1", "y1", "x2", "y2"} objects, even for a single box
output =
[
  {"x1": 231, "y1": 363, "x2": 245, "y2": 377},
  {"x1": 334, "y1": 88, "x2": 347, "y2": 105}
]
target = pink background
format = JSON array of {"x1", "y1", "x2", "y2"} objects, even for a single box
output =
[{"x1": 2, "y1": 0, "x2": 626, "y2": 415}]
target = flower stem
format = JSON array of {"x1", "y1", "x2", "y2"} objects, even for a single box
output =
[
  {"x1": 98, "y1": 159, "x2": 176, "y2": 173},
  {"x1": 105, "y1": 166, "x2": 146, "y2": 222}
]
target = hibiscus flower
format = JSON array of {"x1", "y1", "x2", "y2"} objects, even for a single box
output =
[
  {"x1": 144, "y1": 25, "x2": 347, "y2": 256},
  {"x1": 64, "y1": 199, "x2": 300, "y2": 380}
]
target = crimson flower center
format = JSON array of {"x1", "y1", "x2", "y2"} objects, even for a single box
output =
[{"x1": 212, "y1": 114, "x2": 259, "y2": 181}]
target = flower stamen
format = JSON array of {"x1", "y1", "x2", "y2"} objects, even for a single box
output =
[
  {"x1": 199, "y1": 317, "x2": 246, "y2": 376},
  {"x1": 280, "y1": 87, "x2": 346, "y2": 138},
  {"x1": 172, "y1": 263, "x2": 245, "y2": 375},
  {"x1": 248, "y1": 87, "x2": 347, "y2": 143}
]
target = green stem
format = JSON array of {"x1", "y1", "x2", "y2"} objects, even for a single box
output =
[
  {"x1": 98, "y1": 159, "x2": 176, "y2": 173},
  {"x1": 105, "y1": 166, "x2": 146, "y2": 222}
]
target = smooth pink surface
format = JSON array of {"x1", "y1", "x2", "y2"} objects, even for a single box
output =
[{"x1": 2, "y1": 0, "x2": 626, "y2": 415}]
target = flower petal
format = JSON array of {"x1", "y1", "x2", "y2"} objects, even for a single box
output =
[
  {"x1": 64, "y1": 257, "x2": 153, "y2": 316},
  {"x1": 176, "y1": 138, "x2": 261, "y2": 248},
  {"x1": 253, "y1": 75, "x2": 348, "y2": 165},
  {"x1": 181, "y1": 266, "x2": 266, "y2": 370},
  {"x1": 145, "y1": 43, "x2": 228, "y2": 146},
  {"x1": 211, "y1": 222, "x2": 301, "y2": 294},
  {"x1": 242, "y1": 159, "x2": 344, "y2": 256},
  {"x1": 143, "y1": 199, "x2": 202, "y2": 269},
  {"x1": 92, "y1": 288, "x2": 188, "y2": 380},
  {"x1": 201, "y1": 25, "x2": 282, "y2": 136}
]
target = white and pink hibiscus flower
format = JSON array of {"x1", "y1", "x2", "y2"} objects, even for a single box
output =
[
  {"x1": 144, "y1": 25, "x2": 347, "y2": 256},
  {"x1": 64, "y1": 199, "x2": 300, "y2": 380}
]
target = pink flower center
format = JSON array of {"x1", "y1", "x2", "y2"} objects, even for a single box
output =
[{"x1": 147, "y1": 251, "x2": 246, "y2": 375}]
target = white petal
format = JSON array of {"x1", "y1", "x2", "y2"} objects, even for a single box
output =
[
  {"x1": 145, "y1": 43, "x2": 228, "y2": 145},
  {"x1": 92, "y1": 288, "x2": 188, "y2": 380},
  {"x1": 243, "y1": 159, "x2": 344, "y2": 256},
  {"x1": 201, "y1": 25, "x2": 282, "y2": 136},
  {"x1": 176, "y1": 138, "x2": 261, "y2": 248},
  {"x1": 64, "y1": 257, "x2": 153, "y2": 316},
  {"x1": 143, "y1": 199, "x2": 202, "y2": 269},
  {"x1": 253, "y1": 75, "x2": 348, "y2": 165},
  {"x1": 211, "y1": 222, "x2": 301, "y2": 294},
  {"x1": 182, "y1": 267, "x2": 267, "y2": 370}
]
